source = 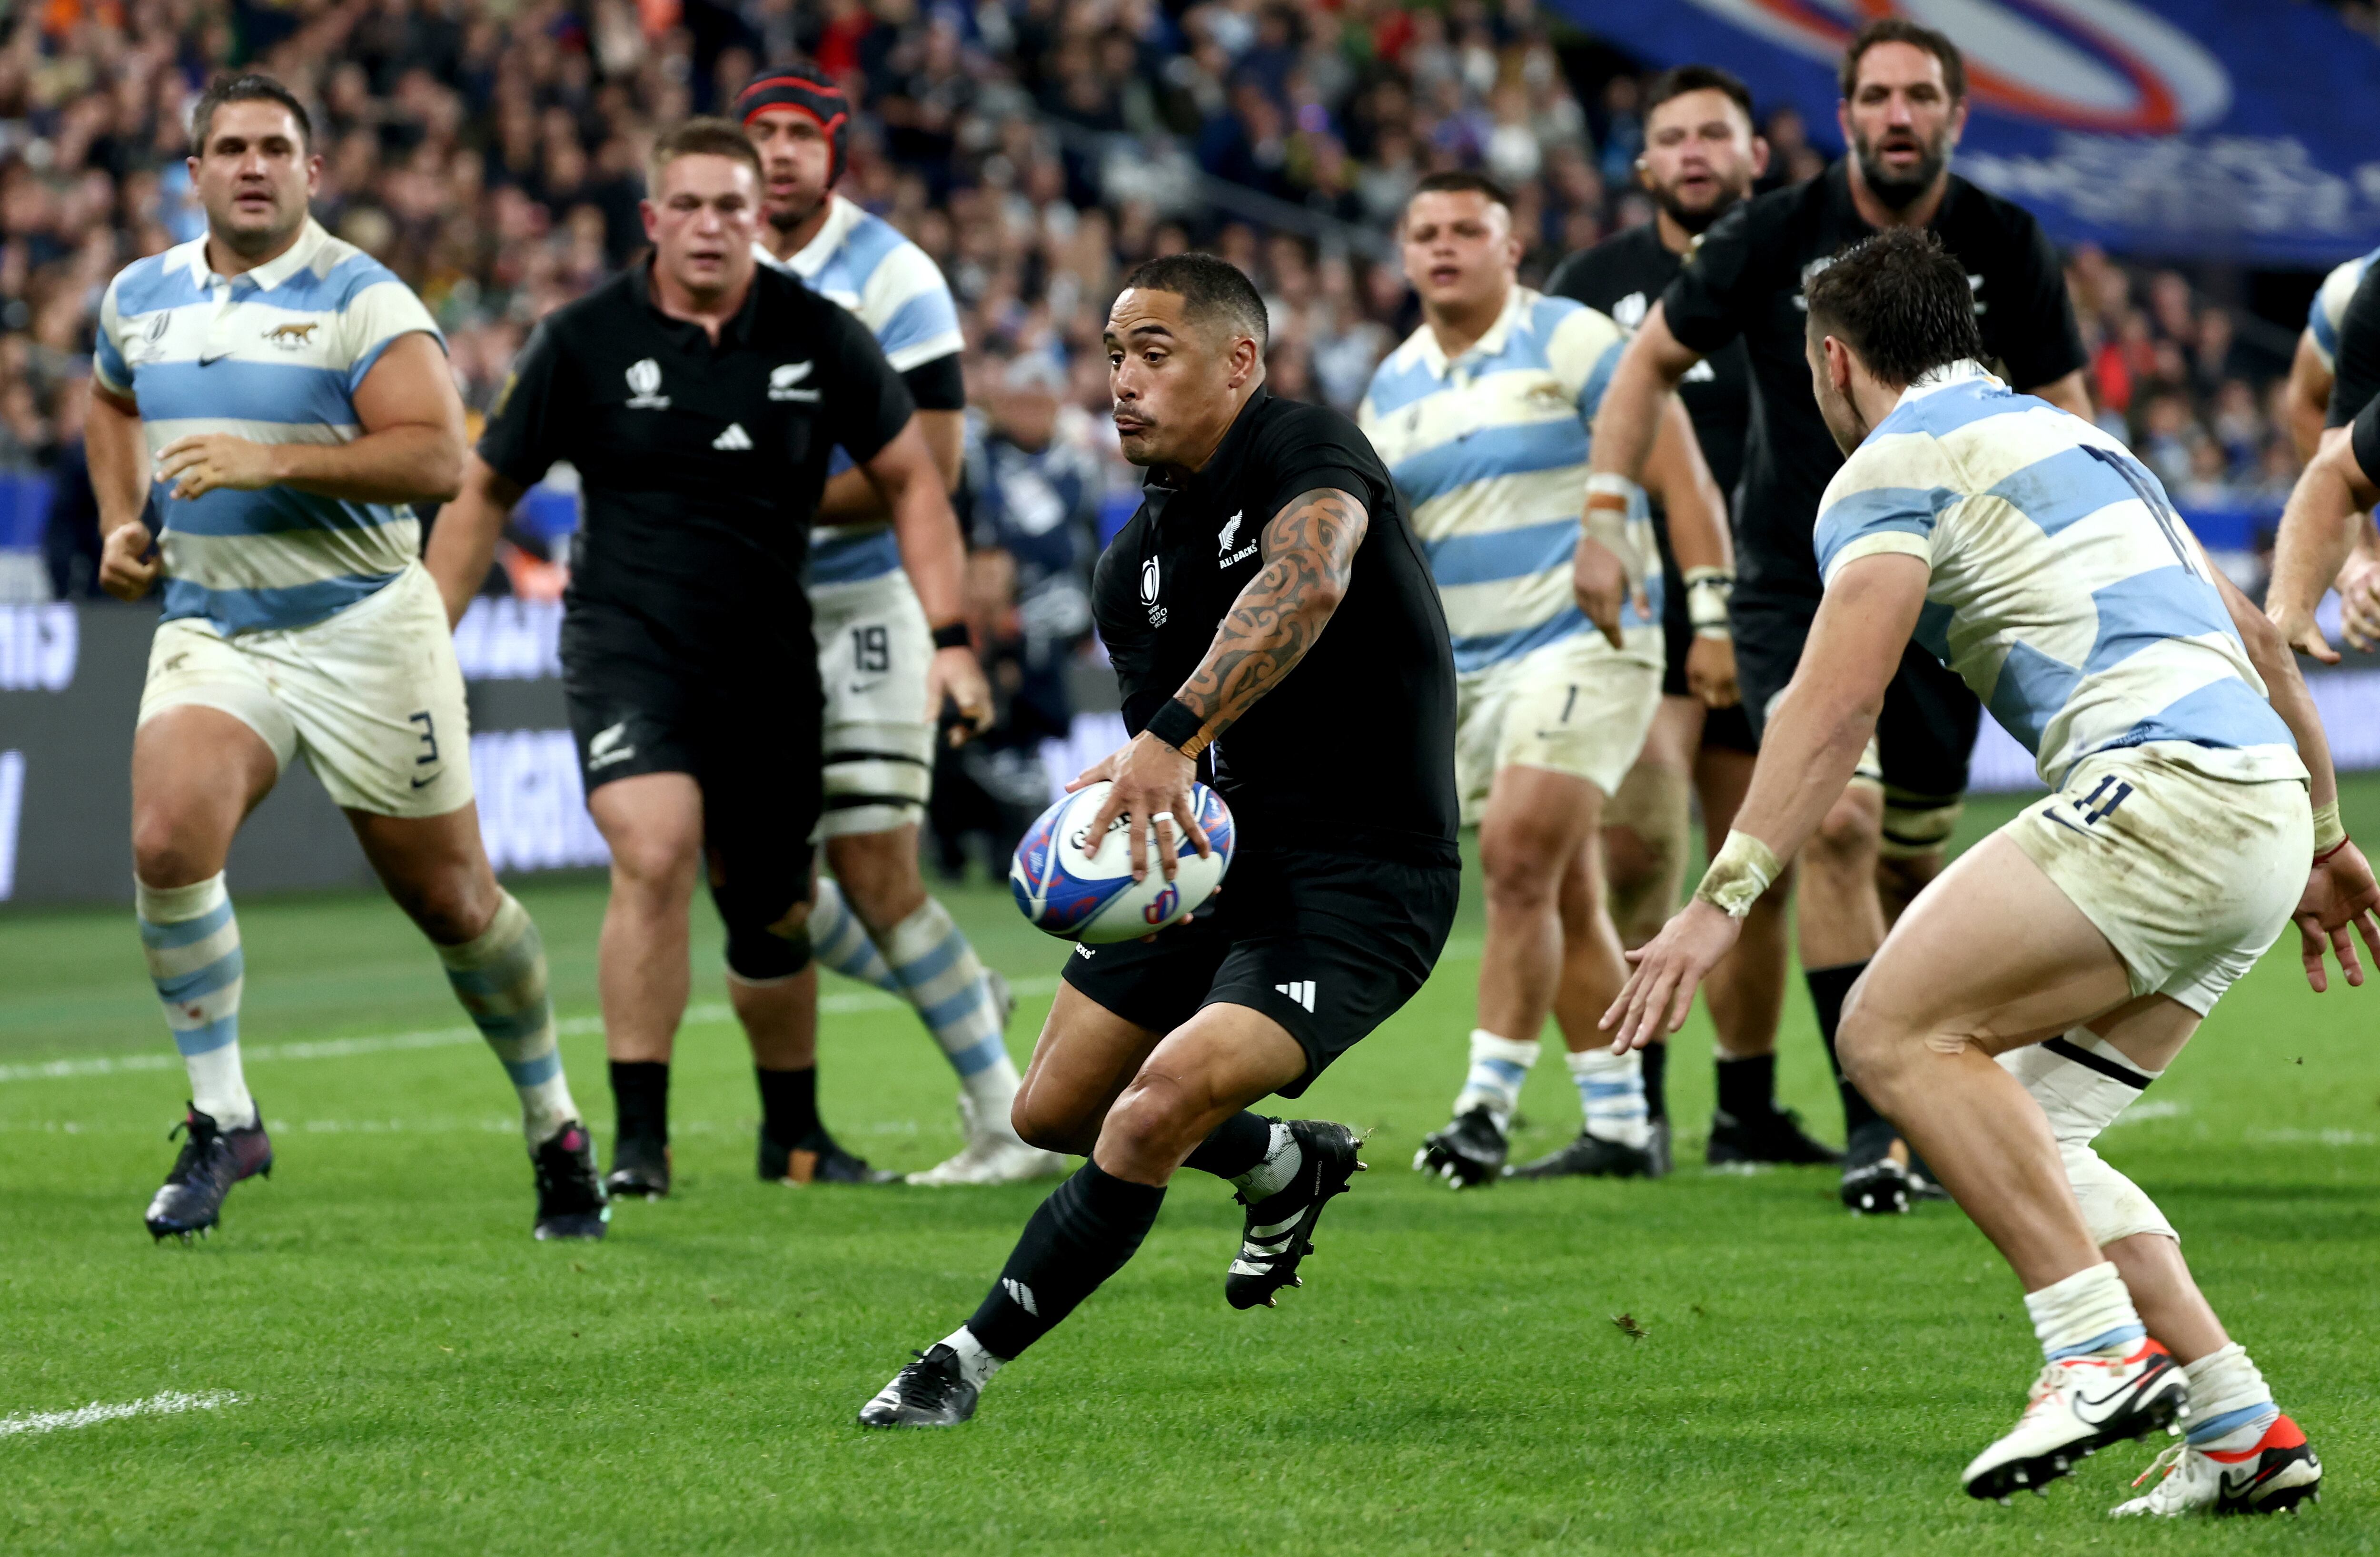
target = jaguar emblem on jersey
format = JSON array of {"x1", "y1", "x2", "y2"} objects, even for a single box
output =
[
  {"x1": 1140, "y1": 555, "x2": 1167, "y2": 627},
  {"x1": 625, "y1": 357, "x2": 670, "y2": 409},
  {"x1": 263, "y1": 321, "x2": 318, "y2": 348},
  {"x1": 769, "y1": 361, "x2": 819, "y2": 402}
]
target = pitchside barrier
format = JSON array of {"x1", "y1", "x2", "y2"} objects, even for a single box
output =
[{"x1": 6, "y1": 596, "x2": 2380, "y2": 908}]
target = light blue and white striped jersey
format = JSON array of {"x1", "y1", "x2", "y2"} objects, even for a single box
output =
[
  {"x1": 2306, "y1": 245, "x2": 2380, "y2": 372},
  {"x1": 1816, "y1": 361, "x2": 2302, "y2": 790},
  {"x1": 754, "y1": 194, "x2": 962, "y2": 587},
  {"x1": 93, "y1": 220, "x2": 443, "y2": 635},
  {"x1": 1357, "y1": 286, "x2": 1654, "y2": 677}
]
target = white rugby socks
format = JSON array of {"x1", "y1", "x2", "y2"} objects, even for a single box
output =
[
  {"x1": 1452, "y1": 1030, "x2": 1539, "y2": 1132},
  {"x1": 437, "y1": 893, "x2": 578, "y2": 1143},
  {"x1": 2182, "y1": 1343, "x2": 2280, "y2": 1448},
  {"x1": 138, "y1": 873, "x2": 255, "y2": 1130},
  {"x1": 881, "y1": 898, "x2": 1021, "y2": 1123},
  {"x1": 2025, "y1": 1261, "x2": 2147, "y2": 1362},
  {"x1": 808, "y1": 879, "x2": 901, "y2": 995},
  {"x1": 938, "y1": 1325, "x2": 1006, "y2": 1387},
  {"x1": 1569, "y1": 1046, "x2": 1650, "y2": 1148}
]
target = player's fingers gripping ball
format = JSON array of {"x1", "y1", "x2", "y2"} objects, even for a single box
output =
[{"x1": 1011, "y1": 780, "x2": 1234, "y2": 943}]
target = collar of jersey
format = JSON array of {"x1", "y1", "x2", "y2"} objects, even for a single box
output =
[
  {"x1": 628, "y1": 255, "x2": 764, "y2": 346},
  {"x1": 1408, "y1": 285, "x2": 1530, "y2": 381},
  {"x1": 1897, "y1": 358, "x2": 1998, "y2": 407},
  {"x1": 787, "y1": 194, "x2": 863, "y2": 281},
  {"x1": 178, "y1": 217, "x2": 330, "y2": 293}
]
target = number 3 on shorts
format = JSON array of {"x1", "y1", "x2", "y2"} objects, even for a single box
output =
[{"x1": 409, "y1": 710, "x2": 439, "y2": 769}]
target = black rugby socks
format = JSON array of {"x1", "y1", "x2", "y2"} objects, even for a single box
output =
[
  {"x1": 755, "y1": 1064, "x2": 822, "y2": 1145},
  {"x1": 966, "y1": 1161, "x2": 1166, "y2": 1360},
  {"x1": 1181, "y1": 1110, "x2": 1271, "y2": 1179},
  {"x1": 610, "y1": 1059, "x2": 670, "y2": 1144},
  {"x1": 1805, "y1": 962, "x2": 1884, "y2": 1138},
  {"x1": 1715, "y1": 1052, "x2": 1776, "y2": 1122},
  {"x1": 1640, "y1": 1039, "x2": 1669, "y2": 1126}
]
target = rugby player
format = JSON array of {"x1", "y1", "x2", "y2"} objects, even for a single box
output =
[
  {"x1": 1547, "y1": 66, "x2": 1834, "y2": 1169},
  {"x1": 2269, "y1": 326, "x2": 2380, "y2": 662},
  {"x1": 427, "y1": 120, "x2": 990, "y2": 1194},
  {"x1": 735, "y1": 66, "x2": 1061, "y2": 1187},
  {"x1": 2271, "y1": 256, "x2": 2380, "y2": 655},
  {"x1": 857, "y1": 255, "x2": 1458, "y2": 1427},
  {"x1": 1587, "y1": 19, "x2": 2094, "y2": 1212},
  {"x1": 1362, "y1": 172, "x2": 1727, "y2": 1185},
  {"x1": 1610, "y1": 229, "x2": 2365, "y2": 1513},
  {"x1": 91, "y1": 74, "x2": 605, "y2": 1241}
]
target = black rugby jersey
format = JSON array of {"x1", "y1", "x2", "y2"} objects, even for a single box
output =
[
  {"x1": 1660, "y1": 161, "x2": 2085, "y2": 601},
  {"x1": 477, "y1": 260, "x2": 915, "y2": 664},
  {"x1": 2326, "y1": 260, "x2": 2380, "y2": 429},
  {"x1": 1547, "y1": 222, "x2": 1753, "y2": 503},
  {"x1": 1091, "y1": 388, "x2": 1458, "y2": 862}
]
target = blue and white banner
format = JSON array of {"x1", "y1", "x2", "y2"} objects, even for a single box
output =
[{"x1": 1552, "y1": 0, "x2": 2380, "y2": 265}]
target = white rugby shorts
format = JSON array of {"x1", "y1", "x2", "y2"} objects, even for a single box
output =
[
  {"x1": 137, "y1": 562, "x2": 473, "y2": 818},
  {"x1": 1453, "y1": 624, "x2": 1664, "y2": 824},
  {"x1": 2007, "y1": 743, "x2": 2311, "y2": 1015},
  {"x1": 810, "y1": 569, "x2": 936, "y2": 838}
]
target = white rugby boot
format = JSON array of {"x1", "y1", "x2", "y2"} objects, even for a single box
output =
[
  {"x1": 1963, "y1": 1337, "x2": 2187, "y2": 1501},
  {"x1": 906, "y1": 1093, "x2": 1069, "y2": 1186},
  {"x1": 2110, "y1": 1413, "x2": 2323, "y2": 1517}
]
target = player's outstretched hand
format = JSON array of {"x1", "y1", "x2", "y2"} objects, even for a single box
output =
[
  {"x1": 2269, "y1": 600, "x2": 2341, "y2": 666},
  {"x1": 928, "y1": 643, "x2": 993, "y2": 747},
  {"x1": 98, "y1": 519, "x2": 159, "y2": 601},
  {"x1": 2294, "y1": 838, "x2": 2380, "y2": 993},
  {"x1": 1070, "y1": 732, "x2": 1209, "y2": 884},
  {"x1": 1571, "y1": 534, "x2": 1627, "y2": 650},
  {"x1": 1602, "y1": 898, "x2": 1740, "y2": 1053},
  {"x1": 156, "y1": 432, "x2": 280, "y2": 500},
  {"x1": 2339, "y1": 555, "x2": 2380, "y2": 652},
  {"x1": 1686, "y1": 635, "x2": 1739, "y2": 708}
]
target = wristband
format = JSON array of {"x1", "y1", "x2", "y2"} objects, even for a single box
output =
[
  {"x1": 1585, "y1": 472, "x2": 1643, "y2": 510},
  {"x1": 1692, "y1": 829, "x2": 1782, "y2": 919},
  {"x1": 930, "y1": 621, "x2": 972, "y2": 651},
  {"x1": 2312, "y1": 798, "x2": 2348, "y2": 858},
  {"x1": 1684, "y1": 565, "x2": 1734, "y2": 640},
  {"x1": 1143, "y1": 698, "x2": 1207, "y2": 757}
]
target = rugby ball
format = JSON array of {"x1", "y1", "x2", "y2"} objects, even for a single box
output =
[{"x1": 1010, "y1": 780, "x2": 1234, "y2": 943}]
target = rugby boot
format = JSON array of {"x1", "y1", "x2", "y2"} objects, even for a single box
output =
[
  {"x1": 1644, "y1": 1116, "x2": 1673, "y2": 1178},
  {"x1": 857, "y1": 1345, "x2": 978, "y2": 1428},
  {"x1": 531, "y1": 1120, "x2": 610, "y2": 1240},
  {"x1": 604, "y1": 1132, "x2": 671, "y2": 1200},
  {"x1": 1706, "y1": 1105, "x2": 1841, "y2": 1167},
  {"x1": 1508, "y1": 1130, "x2": 1659, "y2": 1180},
  {"x1": 761, "y1": 1126, "x2": 901, "y2": 1185},
  {"x1": 2111, "y1": 1413, "x2": 2322, "y2": 1517},
  {"x1": 1964, "y1": 1338, "x2": 2186, "y2": 1502},
  {"x1": 1412, "y1": 1105, "x2": 1507, "y2": 1189},
  {"x1": 1840, "y1": 1120, "x2": 1912, "y2": 1214},
  {"x1": 907, "y1": 1092, "x2": 1068, "y2": 1186},
  {"x1": 1226, "y1": 1120, "x2": 1364, "y2": 1310},
  {"x1": 145, "y1": 1103, "x2": 273, "y2": 1241}
]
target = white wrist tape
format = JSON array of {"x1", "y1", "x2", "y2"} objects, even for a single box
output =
[
  {"x1": 2313, "y1": 798, "x2": 2347, "y2": 856},
  {"x1": 1683, "y1": 565, "x2": 1734, "y2": 639},
  {"x1": 1692, "y1": 829, "x2": 1782, "y2": 919}
]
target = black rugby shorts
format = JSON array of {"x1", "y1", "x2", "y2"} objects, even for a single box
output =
[
  {"x1": 1656, "y1": 536, "x2": 1757, "y2": 754},
  {"x1": 1061, "y1": 846, "x2": 1459, "y2": 1097}
]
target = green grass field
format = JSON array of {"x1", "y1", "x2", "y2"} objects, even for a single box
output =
[{"x1": 6, "y1": 784, "x2": 2380, "y2": 1555}]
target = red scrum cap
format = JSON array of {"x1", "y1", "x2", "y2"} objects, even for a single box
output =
[{"x1": 733, "y1": 62, "x2": 851, "y2": 185}]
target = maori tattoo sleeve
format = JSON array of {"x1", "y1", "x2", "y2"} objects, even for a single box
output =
[{"x1": 1173, "y1": 486, "x2": 1369, "y2": 743}]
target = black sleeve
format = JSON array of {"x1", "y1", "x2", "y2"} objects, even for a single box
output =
[
  {"x1": 1090, "y1": 534, "x2": 1164, "y2": 733},
  {"x1": 2353, "y1": 394, "x2": 2380, "y2": 485},
  {"x1": 1994, "y1": 215, "x2": 2089, "y2": 393},
  {"x1": 2328, "y1": 263, "x2": 2380, "y2": 428},
  {"x1": 902, "y1": 351, "x2": 966, "y2": 413},
  {"x1": 822, "y1": 308, "x2": 920, "y2": 466},
  {"x1": 1659, "y1": 199, "x2": 1763, "y2": 355},
  {"x1": 1544, "y1": 248, "x2": 1595, "y2": 306},
  {"x1": 1252, "y1": 405, "x2": 1380, "y2": 532},
  {"x1": 475, "y1": 321, "x2": 572, "y2": 488}
]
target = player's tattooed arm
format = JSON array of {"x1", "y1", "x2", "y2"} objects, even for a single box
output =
[{"x1": 1172, "y1": 486, "x2": 1369, "y2": 746}]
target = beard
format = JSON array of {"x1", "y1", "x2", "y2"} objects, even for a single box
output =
[
  {"x1": 1852, "y1": 127, "x2": 1949, "y2": 213},
  {"x1": 767, "y1": 193, "x2": 826, "y2": 233},
  {"x1": 1651, "y1": 177, "x2": 1743, "y2": 237}
]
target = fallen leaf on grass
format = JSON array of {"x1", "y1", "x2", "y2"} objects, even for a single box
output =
[{"x1": 1612, "y1": 1314, "x2": 1647, "y2": 1341}]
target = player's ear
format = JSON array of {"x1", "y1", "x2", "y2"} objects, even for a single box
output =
[
  {"x1": 640, "y1": 198, "x2": 659, "y2": 245},
  {"x1": 1749, "y1": 135, "x2": 1771, "y2": 178}
]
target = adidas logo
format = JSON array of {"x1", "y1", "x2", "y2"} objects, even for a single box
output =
[
  {"x1": 1275, "y1": 980, "x2": 1316, "y2": 1013},
  {"x1": 1002, "y1": 1278, "x2": 1038, "y2": 1316},
  {"x1": 712, "y1": 422, "x2": 753, "y2": 451}
]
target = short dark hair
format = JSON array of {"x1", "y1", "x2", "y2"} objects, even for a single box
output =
[
  {"x1": 1840, "y1": 18, "x2": 1966, "y2": 103},
  {"x1": 1644, "y1": 65, "x2": 1755, "y2": 128},
  {"x1": 1803, "y1": 227, "x2": 1983, "y2": 387},
  {"x1": 1408, "y1": 170, "x2": 1513, "y2": 215},
  {"x1": 647, "y1": 117, "x2": 765, "y2": 190},
  {"x1": 1119, "y1": 252, "x2": 1268, "y2": 348},
  {"x1": 191, "y1": 73, "x2": 314, "y2": 153}
]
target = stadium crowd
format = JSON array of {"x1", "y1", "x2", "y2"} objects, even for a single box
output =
[{"x1": 0, "y1": 0, "x2": 2340, "y2": 779}]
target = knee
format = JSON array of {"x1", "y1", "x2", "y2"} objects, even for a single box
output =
[
  {"x1": 828, "y1": 832, "x2": 920, "y2": 927},
  {"x1": 408, "y1": 873, "x2": 499, "y2": 947},
  {"x1": 1101, "y1": 1071, "x2": 1203, "y2": 1160},
  {"x1": 1011, "y1": 1095, "x2": 1091, "y2": 1155},
  {"x1": 1832, "y1": 995, "x2": 1901, "y2": 1094},
  {"x1": 1806, "y1": 790, "x2": 1881, "y2": 875},
  {"x1": 1480, "y1": 824, "x2": 1566, "y2": 909},
  {"x1": 608, "y1": 827, "x2": 700, "y2": 901},
  {"x1": 130, "y1": 810, "x2": 215, "y2": 889}
]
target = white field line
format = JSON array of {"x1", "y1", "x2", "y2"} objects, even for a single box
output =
[
  {"x1": 0, "y1": 1390, "x2": 243, "y2": 1440},
  {"x1": 0, "y1": 976, "x2": 1066, "y2": 1085}
]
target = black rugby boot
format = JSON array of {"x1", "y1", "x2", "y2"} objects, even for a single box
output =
[
  {"x1": 1412, "y1": 1105, "x2": 1507, "y2": 1189},
  {"x1": 857, "y1": 1345, "x2": 979, "y2": 1428},
  {"x1": 1226, "y1": 1120, "x2": 1365, "y2": 1310},
  {"x1": 1706, "y1": 1105, "x2": 1842, "y2": 1167},
  {"x1": 1507, "y1": 1130, "x2": 1657, "y2": 1180},
  {"x1": 1840, "y1": 1120, "x2": 1913, "y2": 1215},
  {"x1": 760, "y1": 1126, "x2": 900, "y2": 1185},
  {"x1": 604, "y1": 1132, "x2": 671, "y2": 1200},
  {"x1": 145, "y1": 1104, "x2": 273, "y2": 1241},
  {"x1": 532, "y1": 1120, "x2": 610, "y2": 1240}
]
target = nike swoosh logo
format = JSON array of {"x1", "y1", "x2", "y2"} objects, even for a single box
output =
[
  {"x1": 198, "y1": 353, "x2": 228, "y2": 366},
  {"x1": 2042, "y1": 805, "x2": 2092, "y2": 839},
  {"x1": 410, "y1": 774, "x2": 438, "y2": 789}
]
